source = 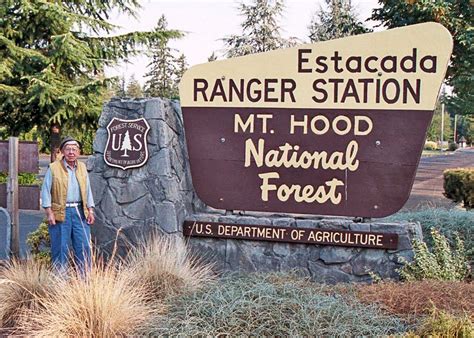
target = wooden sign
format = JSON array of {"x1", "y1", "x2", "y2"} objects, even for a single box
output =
[
  {"x1": 0, "y1": 184, "x2": 39, "y2": 210},
  {"x1": 104, "y1": 117, "x2": 151, "y2": 170},
  {"x1": 183, "y1": 221, "x2": 398, "y2": 250},
  {"x1": 179, "y1": 23, "x2": 453, "y2": 218},
  {"x1": 0, "y1": 141, "x2": 39, "y2": 173}
]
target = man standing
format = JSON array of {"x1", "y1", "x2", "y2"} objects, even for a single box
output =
[{"x1": 41, "y1": 136, "x2": 95, "y2": 274}]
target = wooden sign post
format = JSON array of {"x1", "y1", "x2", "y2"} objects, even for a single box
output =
[
  {"x1": 0, "y1": 138, "x2": 39, "y2": 258},
  {"x1": 7, "y1": 137, "x2": 19, "y2": 258}
]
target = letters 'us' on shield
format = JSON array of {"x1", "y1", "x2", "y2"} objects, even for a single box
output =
[
  {"x1": 104, "y1": 117, "x2": 150, "y2": 170},
  {"x1": 179, "y1": 23, "x2": 453, "y2": 218}
]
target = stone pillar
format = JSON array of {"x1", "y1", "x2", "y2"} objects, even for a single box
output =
[{"x1": 87, "y1": 98, "x2": 194, "y2": 256}]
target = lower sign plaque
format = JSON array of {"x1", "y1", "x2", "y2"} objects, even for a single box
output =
[{"x1": 183, "y1": 221, "x2": 398, "y2": 250}]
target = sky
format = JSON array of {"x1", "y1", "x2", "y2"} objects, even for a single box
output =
[{"x1": 106, "y1": 0, "x2": 381, "y2": 84}]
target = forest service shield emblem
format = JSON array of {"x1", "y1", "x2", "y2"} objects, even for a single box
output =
[{"x1": 104, "y1": 117, "x2": 150, "y2": 170}]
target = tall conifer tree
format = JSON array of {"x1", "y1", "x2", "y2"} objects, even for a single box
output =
[
  {"x1": 144, "y1": 15, "x2": 180, "y2": 98},
  {"x1": 223, "y1": 0, "x2": 297, "y2": 58},
  {"x1": 126, "y1": 75, "x2": 143, "y2": 98},
  {"x1": 308, "y1": 0, "x2": 369, "y2": 42},
  {"x1": 0, "y1": 0, "x2": 181, "y2": 137},
  {"x1": 173, "y1": 53, "x2": 188, "y2": 95}
]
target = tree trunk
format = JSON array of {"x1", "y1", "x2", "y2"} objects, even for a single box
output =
[{"x1": 50, "y1": 123, "x2": 61, "y2": 163}]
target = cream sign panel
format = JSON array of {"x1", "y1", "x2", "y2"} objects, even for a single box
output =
[{"x1": 179, "y1": 23, "x2": 452, "y2": 217}]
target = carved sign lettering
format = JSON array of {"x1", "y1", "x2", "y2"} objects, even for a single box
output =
[{"x1": 183, "y1": 221, "x2": 398, "y2": 250}]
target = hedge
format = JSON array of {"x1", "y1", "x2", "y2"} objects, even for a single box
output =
[{"x1": 443, "y1": 168, "x2": 473, "y2": 209}]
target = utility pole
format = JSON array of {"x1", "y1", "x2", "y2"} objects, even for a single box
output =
[{"x1": 453, "y1": 114, "x2": 458, "y2": 144}]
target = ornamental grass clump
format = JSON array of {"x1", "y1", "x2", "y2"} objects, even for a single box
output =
[
  {"x1": 415, "y1": 308, "x2": 473, "y2": 337},
  {"x1": 149, "y1": 273, "x2": 408, "y2": 336},
  {"x1": 0, "y1": 259, "x2": 54, "y2": 328},
  {"x1": 124, "y1": 234, "x2": 215, "y2": 301},
  {"x1": 17, "y1": 257, "x2": 158, "y2": 337},
  {"x1": 398, "y1": 229, "x2": 469, "y2": 281}
]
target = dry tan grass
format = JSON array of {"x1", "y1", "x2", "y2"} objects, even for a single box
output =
[
  {"x1": 353, "y1": 280, "x2": 474, "y2": 320},
  {"x1": 0, "y1": 259, "x2": 54, "y2": 328},
  {"x1": 17, "y1": 258, "x2": 161, "y2": 337},
  {"x1": 124, "y1": 234, "x2": 215, "y2": 300}
]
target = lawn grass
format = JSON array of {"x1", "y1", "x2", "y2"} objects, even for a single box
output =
[{"x1": 422, "y1": 150, "x2": 454, "y2": 157}]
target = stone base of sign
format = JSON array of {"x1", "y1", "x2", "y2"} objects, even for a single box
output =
[
  {"x1": 186, "y1": 213, "x2": 422, "y2": 282},
  {"x1": 89, "y1": 98, "x2": 423, "y2": 282}
]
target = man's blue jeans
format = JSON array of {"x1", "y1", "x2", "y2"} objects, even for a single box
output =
[{"x1": 48, "y1": 206, "x2": 91, "y2": 275}]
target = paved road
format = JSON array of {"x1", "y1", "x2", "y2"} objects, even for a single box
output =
[
  {"x1": 1, "y1": 150, "x2": 472, "y2": 258},
  {"x1": 401, "y1": 148, "x2": 474, "y2": 211}
]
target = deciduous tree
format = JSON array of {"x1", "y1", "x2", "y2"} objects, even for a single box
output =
[{"x1": 371, "y1": 0, "x2": 473, "y2": 116}]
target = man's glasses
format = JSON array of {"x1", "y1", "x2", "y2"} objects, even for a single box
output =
[{"x1": 64, "y1": 147, "x2": 79, "y2": 152}]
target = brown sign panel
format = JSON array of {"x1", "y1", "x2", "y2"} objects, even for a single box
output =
[
  {"x1": 179, "y1": 23, "x2": 453, "y2": 218},
  {"x1": 0, "y1": 141, "x2": 39, "y2": 173},
  {"x1": 0, "y1": 184, "x2": 40, "y2": 210},
  {"x1": 104, "y1": 117, "x2": 151, "y2": 170},
  {"x1": 183, "y1": 221, "x2": 398, "y2": 250}
]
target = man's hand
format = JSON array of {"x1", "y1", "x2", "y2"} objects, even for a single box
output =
[
  {"x1": 45, "y1": 208, "x2": 56, "y2": 225},
  {"x1": 87, "y1": 208, "x2": 95, "y2": 225}
]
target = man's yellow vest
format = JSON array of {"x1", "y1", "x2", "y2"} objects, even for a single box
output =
[{"x1": 49, "y1": 160, "x2": 89, "y2": 222}]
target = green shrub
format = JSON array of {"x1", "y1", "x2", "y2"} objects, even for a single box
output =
[
  {"x1": 382, "y1": 208, "x2": 474, "y2": 261},
  {"x1": 147, "y1": 273, "x2": 408, "y2": 336},
  {"x1": 424, "y1": 140, "x2": 438, "y2": 150},
  {"x1": 26, "y1": 221, "x2": 51, "y2": 265},
  {"x1": 416, "y1": 308, "x2": 473, "y2": 337},
  {"x1": 0, "y1": 173, "x2": 41, "y2": 185},
  {"x1": 448, "y1": 141, "x2": 458, "y2": 151},
  {"x1": 443, "y1": 168, "x2": 474, "y2": 209},
  {"x1": 399, "y1": 229, "x2": 469, "y2": 281}
]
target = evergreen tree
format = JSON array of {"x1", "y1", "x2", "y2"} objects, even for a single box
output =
[
  {"x1": 126, "y1": 75, "x2": 143, "y2": 98},
  {"x1": 173, "y1": 53, "x2": 188, "y2": 97},
  {"x1": 308, "y1": 0, "x2": 370, "y2": 42},
  {"x1": 456, "y1": 116, "x2": 473, "y2": 144},
  {"x1": 427, "y1": 107, "x2": 453, "y2": 143},
  {"x1": 208, "y1": 52, "x2": 218, "y2": 62},
  {"x1": 0, "y1": 1, "x2": 182, "y2": 137},
  {"x1": 116, "y1": 76, "x2": 127, "y2": 98},
  {"x1": 144, "y1": 15, "x2": 178, "y2": 98},
  {"x1": 223, "y1": 0, "x2": 297, "y2": 58}
]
